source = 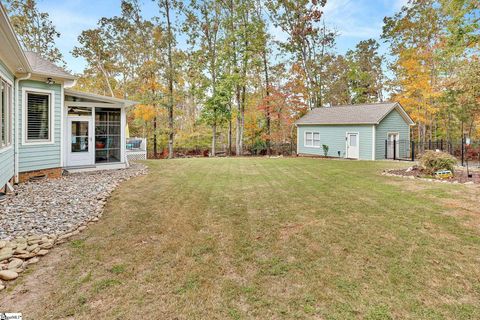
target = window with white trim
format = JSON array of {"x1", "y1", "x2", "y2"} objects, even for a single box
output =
[
  {"x1": 305, "y1": 131, "x2": 320, "y2": 147},
  {"x1": 26, "y1": 92, "x2": 51, "y2": 142},
  {"x1": 1, "y1": 80, "x2": 12, "y2": 149}
]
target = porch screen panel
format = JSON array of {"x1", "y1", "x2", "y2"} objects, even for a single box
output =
[
  {"x1": 95, "y1": 108, "x2": 121, "y2": 163},
  {"x1": 27, "y1": 93, "x2": 50, "y2": 141}
]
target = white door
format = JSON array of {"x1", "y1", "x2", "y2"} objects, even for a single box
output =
[
  {"x1": 67, "y1": 117, "x2": 94, "y2": 167},
  {"x1": 346, "y1": 133, "x2": 359, "y2": 159},
  {"x1": 387, "y1": 133, "x2": 399, "y2": 159}
]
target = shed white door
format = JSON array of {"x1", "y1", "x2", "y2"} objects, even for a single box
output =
[
  {"x1": 387, "y1": 133, "x2": 400, "y2": 159},
  {"x1": 346, "y1": 133, "x2": 359, "y2": 159},
  {"x1": 67, "y1": 117, "x2": 94, "y2": 167}
]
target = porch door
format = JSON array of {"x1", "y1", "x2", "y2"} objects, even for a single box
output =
[
  {"x1": 387, "y1": 133, "x2": 399, "y2": 159},
  {"x1": 346, "y1": 133, "x2": 359, "y2": 159},
  {"x1": 67, "y1": 117, "x2": 94, "y2": 167}
]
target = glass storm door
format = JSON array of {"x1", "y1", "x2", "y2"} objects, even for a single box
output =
[
  {"x1": 67, "y1": 117, "x2": 94, "y2": 167},
  {"x1": 346, "y1": 133, "x2": 359, "y2": 159}
]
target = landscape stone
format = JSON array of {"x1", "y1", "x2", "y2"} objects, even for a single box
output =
[
  {"x1": 0, "y1": 270, "x2": 18, "y2": 281},
  {"x1": 0, "y1": 164, "x2": 146, "y2": 241},
  {"x1": 37, "y1": 250, "x2": 49, "y2": 256},
  {"x1": 7, "y1": 258, "x2": 23, "y2": 270},
  {"x1": 26, "y1": 257, "x2": 39, "y2": 265}
]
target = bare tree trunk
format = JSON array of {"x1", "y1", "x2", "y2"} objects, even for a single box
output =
[
  {"x1": 235, "y1": 88, "x2": 242, "y2": 155},
  {"x1": 263, "y1": 49, "x2": 271, "y2": 156},
  {"x1": 211, "y1": 121, "x2": 216, "y2": 157},
  {"x1": 153, "y1": 116, "x2": 158, "y2": 158},
  {"x1": 228, "y1": 104, "x2": 232, "y2": 156},
  {"x1": 165, "y1": 0, "x2": 174, "y2": 159}
]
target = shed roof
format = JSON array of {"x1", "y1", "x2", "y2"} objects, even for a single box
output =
[
  {"x1": 24, "y1": 51, "x2": 76, "y2": 80},
  {"x1": 295, "y1": 102, "x2": 414, "y2": 126}
]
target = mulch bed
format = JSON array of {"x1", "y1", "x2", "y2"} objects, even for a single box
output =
[{"x1": 387, "y1": 166, "x2": 480, "y2": 184}]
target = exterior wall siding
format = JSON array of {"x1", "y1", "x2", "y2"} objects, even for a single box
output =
[
  {"x1": 297, "y1": 124, "x2": 373, "y2": 160},
  {"x1": 375, "y1": 109, "x2": 411, "y2": 160},
  {"x1": 0, "y1": 59, "x2": 15, "y2": 187},
  {"x1": 18, "y1": 80, "x2": 62, "y2": 172}
]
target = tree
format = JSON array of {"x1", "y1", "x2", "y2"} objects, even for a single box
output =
[
  {"x1": 382, "y1": 0, "x2": 443, "y2": 143},
  {"x1": 323, "y1": 54, "x2": 351, "y2": 106},
  {"x1": 200, "y1": 76, "x2": 232, "y2": 155},
  {"x1": 346, "y1": 39, "x2": 384, "y2": 104},
  {"x1": 73, "y1": 29, "x2": 117, "y2": 97},
  {"x1": 267, "y1": 0, "x2": 336, "y2": 109},
  {"x1": 155, "y1": 0, "x2": 179, "y2": 159},
  {"x1": 4, "y1": 0, "x2": 64, "y2": 64}
]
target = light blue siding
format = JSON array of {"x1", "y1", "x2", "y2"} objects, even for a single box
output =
[
  {"x1": 0, "y1": 59, "x2": 14, "y2": 186},
  {"x1": 297, "y1": 125, "x2": 373, "y2": 160},
  {"x1": 375, "y1": 109, "x2": 411, "y2": 160},
  {"x1": 18, "y1": 80, "x2": 62, "y2": 172},
  {"x1": 0, "y1": 148, "x2": 14, "y2": 186}
]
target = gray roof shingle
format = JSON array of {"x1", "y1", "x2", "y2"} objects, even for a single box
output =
[
  {"x1": 24, "y1": 51, "x2": 76, "y2": 80},
  {"x1": 295, "y1": 102, "x2": 413, "y2": 125}
]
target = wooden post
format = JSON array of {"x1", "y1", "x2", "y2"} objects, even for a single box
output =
[{"x1": 411, "y1": 141, "x2": 415, "y2": 161}]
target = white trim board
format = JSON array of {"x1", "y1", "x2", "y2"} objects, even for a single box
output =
[
  {"x1": 345, "y1": 131, "x2": 360, "y2": 159},
  {"x1": 304, "y1": 130, "x2": 321, "y2": 148},
  {"x1": 371, "y1": 125, "x2": 376, "y2": 160},
  {"x1": 21, "y1": 87, "x2": 56, "y2": 145}
]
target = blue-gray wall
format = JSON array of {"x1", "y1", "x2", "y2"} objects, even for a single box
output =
[
  {"x1": 18, "y1": 80, "x2": 62, "y2": 172},
  {"x1": 297, "y1": 124, "x2": 374, "y2": 160},
  {"x1": 375, "y1": 109, "x2": 411, "y2": 160},
  {"x1": 0, "y1": 59, "x2": 14, "y2": 186}
]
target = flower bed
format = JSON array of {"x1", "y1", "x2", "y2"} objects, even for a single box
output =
[{"x1": 385, "y1": 166, "x2": 480, "y2": 184}]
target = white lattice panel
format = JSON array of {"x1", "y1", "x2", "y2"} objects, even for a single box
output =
[{"x1": 127, "y1": 151, "x2": 147, "y2": 161}]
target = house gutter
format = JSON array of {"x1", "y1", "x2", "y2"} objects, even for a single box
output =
[{"x1": 14, "y1": 72, "x2": 31, "y2": 183}]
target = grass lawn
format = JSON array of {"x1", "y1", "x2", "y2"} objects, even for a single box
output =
[{"x1": 6, "y1": 158, "x2": 480, "y2": 319}]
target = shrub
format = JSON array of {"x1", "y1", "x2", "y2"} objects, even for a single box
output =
[
  {"x1": 419, "y1": 150, "x2": 457, "y2": 174},
  {"x1": 322, "y1": 144, "x2": 329, "y2": 157}
]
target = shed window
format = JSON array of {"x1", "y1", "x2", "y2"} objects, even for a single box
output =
[
  {"x1": 0, "y1": 80, "x2": 12, "y2": 148},
  {"x1": 305, "y1": 131, "x2": 320, "y2": 147},
  {"x1": 26, "y1": 92, "x2": 51, "y2": 141}
]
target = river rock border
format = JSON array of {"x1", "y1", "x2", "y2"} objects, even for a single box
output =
[
  {"x1": 0, "y1": 164, "x2": 148, "y2": 291},
  {"x1": 382, "y1": 169, "x2": 475, "y2": 185}
]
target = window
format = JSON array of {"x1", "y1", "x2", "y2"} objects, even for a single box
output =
[
  {"x1": 305, "y1": 131, "x2": 320, "y2": 147},
  {"x1": 1, "y1": 80, "x2": 12, "y2": 148},
  {"x1": 26, "y1": 92, "x2": 51, "y2": 142}
]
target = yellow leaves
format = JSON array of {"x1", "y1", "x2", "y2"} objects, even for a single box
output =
[
  {"x1": 393, "y1": 48, "x2": 440, "y2": 126},
  {"x1": 133, "y1": 104, "x2": 157, "y2": 122}
]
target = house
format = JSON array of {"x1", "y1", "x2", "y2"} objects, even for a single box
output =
[
  {"x1": 295, "y1": 102, "x2": 415, "y2": 160},
  {"x1": 0, "y1": 4, "x2": 136, "y2": 192}
]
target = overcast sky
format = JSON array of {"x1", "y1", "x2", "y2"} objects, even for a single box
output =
[{"x1": 35, "y1": 0, "x2": 408, "y2": 74}]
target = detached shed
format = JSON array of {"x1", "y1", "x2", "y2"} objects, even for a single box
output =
[{"x1": 295, "y1": 102, "x2": 415, "y2": 160}]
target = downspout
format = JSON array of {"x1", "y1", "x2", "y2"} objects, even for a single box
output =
[{"x1": 14, "y1": 73, "x2": 31, "y2": 183}]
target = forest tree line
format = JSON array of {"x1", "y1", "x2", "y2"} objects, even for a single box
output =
[{"x1": 4, "y1": 0, "x2": 479, "y2": 157}]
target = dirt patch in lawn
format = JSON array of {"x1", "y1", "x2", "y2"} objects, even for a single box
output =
[{"x1": 0, "y1": 243, "x2": 70, "y2": 313}]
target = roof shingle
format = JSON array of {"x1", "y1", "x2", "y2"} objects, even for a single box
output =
[
  {"x1": 295, "y1": 102, "x2": 413, "y2": 125},
  {"x1": 24, "y1": 51, "x2": 76, "y2": 80}
]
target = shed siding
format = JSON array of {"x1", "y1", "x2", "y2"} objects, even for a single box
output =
[
  {"x1": 0, "y1": 59, "x2": 15, "y2": 186},
  {"x1": 297, "y1": 125, "x2": 373, "y2": 160},
  {"x1": 375, "y1": 109, "x2": 411, "y2": 160},
  {"x1": 18, "y1": 80, "x2": 62, "y2": 172}
]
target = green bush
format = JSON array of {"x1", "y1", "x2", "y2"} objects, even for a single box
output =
[
  {"x1": 322, "y1": 144, "x2": 329, "y2": 157},
  {"x1": 419, "y1": 150, "x2": 457, "y2": 174}
]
